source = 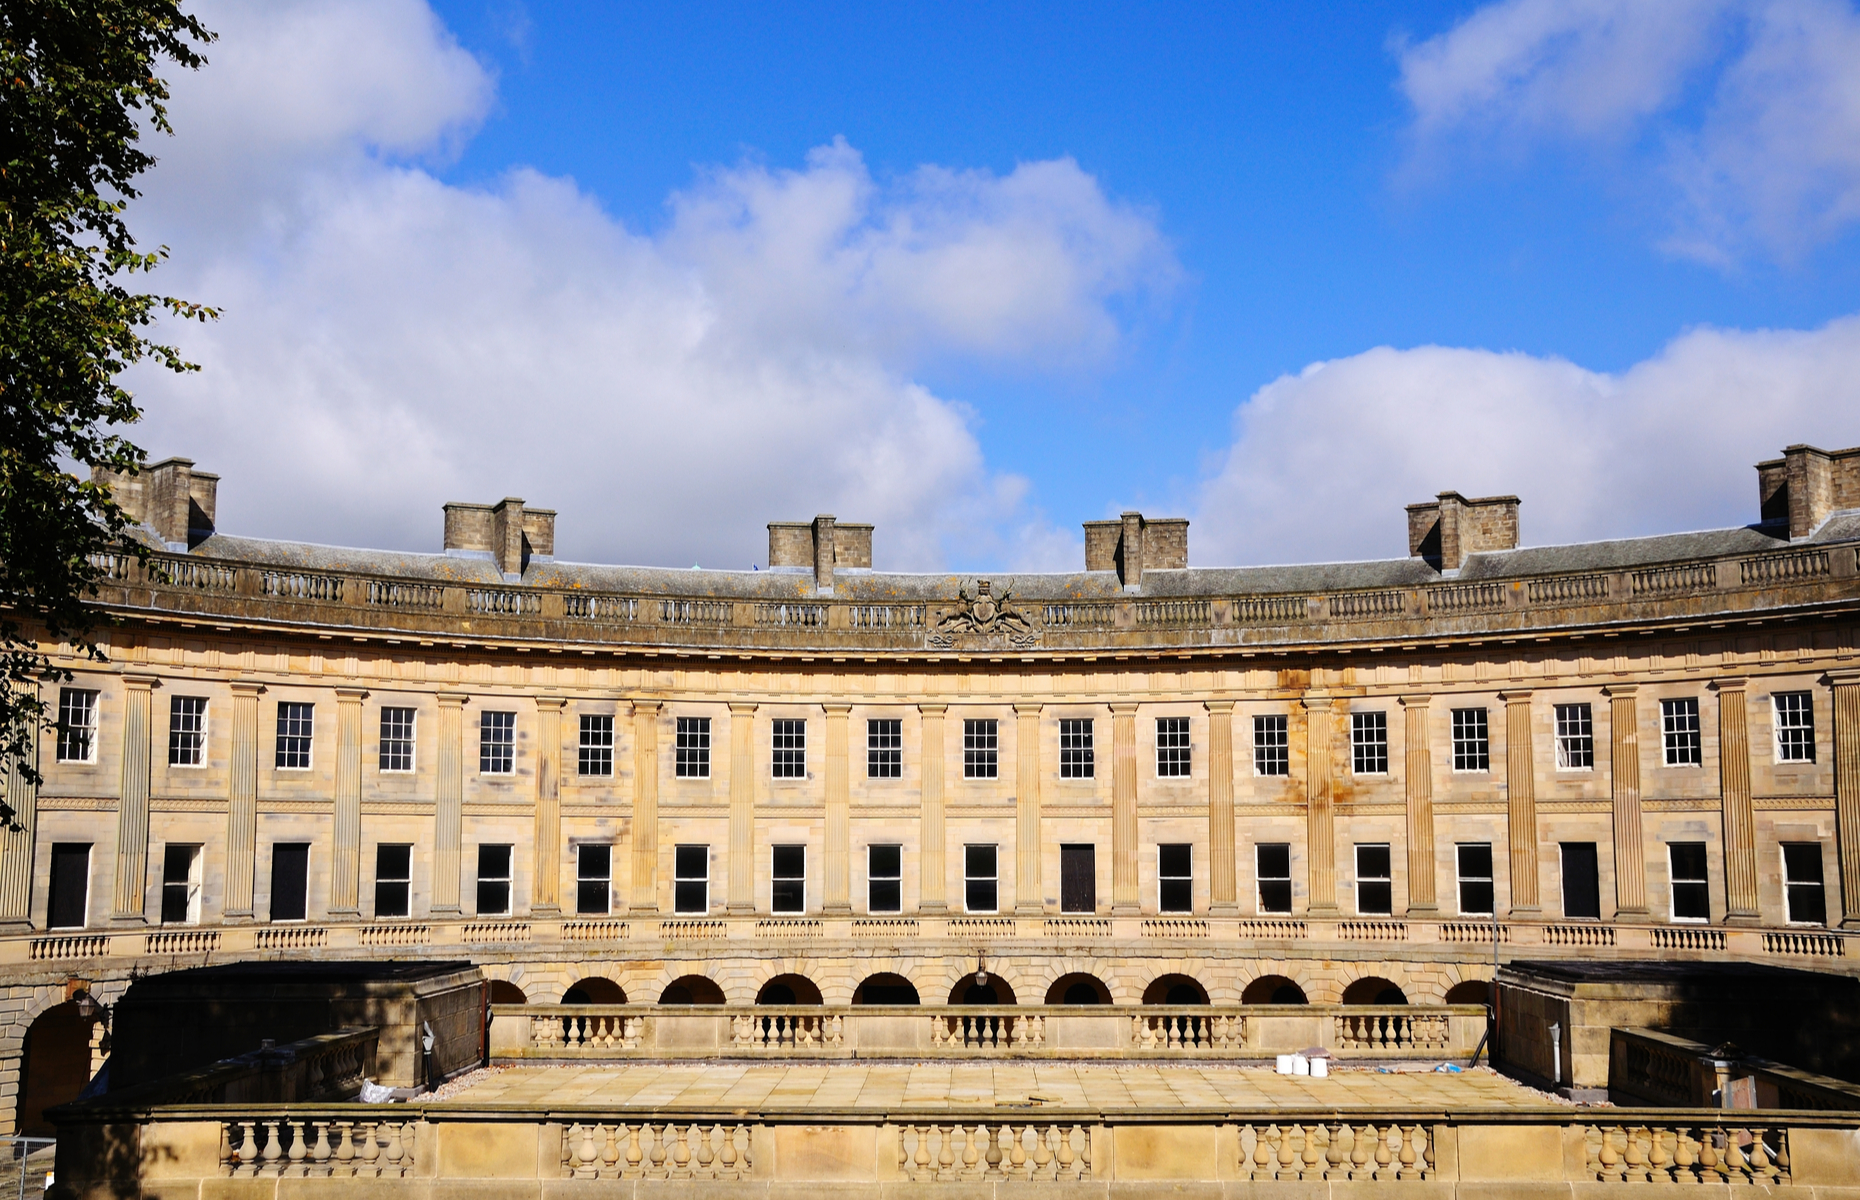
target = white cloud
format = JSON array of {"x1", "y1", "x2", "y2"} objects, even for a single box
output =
[
  {"x1": 1193, "y1": 317, "x2": 1860, "y2": 566},
  {"x1": 125, "y1": 0, "x2": 1175, "y2": 570},
  {"x1": 1395, "y1": 0, "x2": 1860, "y2": 263}
]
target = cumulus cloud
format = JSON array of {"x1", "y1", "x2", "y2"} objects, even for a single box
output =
[
  {"x1": 1395, "y1": 0, "x2": 1860, "y2": 263},
  {"x1": 1193, "y1": 317, "x2": 1860, "y2": 566},
  {"x1": 125, "y1": 0, "x2": 1176, "y2": 570}
]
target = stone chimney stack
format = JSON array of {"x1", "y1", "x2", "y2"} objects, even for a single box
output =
[
  {"x1": 443, "y1": 497, "x2": 555, "y2": 580},
  {"x1": 1756, "y1": 444, "x2": 1860, "y2": 539},
  {"x1": 94, "y1": 456, "x2": 218, "y2": 549},
  {"x1": 1083, "y1": 512, "x2": 1188, "y2": 591},
  {"x1": 1406, "y1": 492, "x2": 1520, "y2": 572},
  {"x1": 767, "y1": 516, "x2": 874, "y2": 593}
]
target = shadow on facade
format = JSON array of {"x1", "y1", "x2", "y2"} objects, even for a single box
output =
[
  {"x1": 1242, "y1": 975, "x2": 1308, "y2": 1005},
  {"x1": 1342, "y1": 977, "x2": 1408, "y2": 1005},
  {"x1": 850, "y1": 974, "x2": 918, "y2": 1005},
  {"x1": 1044, "y1": 974, "x2": 1112, "y2": 1005},
  {"x1": 755, "y1": 975, "x2": 822, "y2": 1005},
  {"x1": 562, "y1": 979, "x2": 625, "y2": 1004},
  {"x1": 658, "y1": 976, "x2": 724, "y2": 1005},
  {"x1": 1142, "y1": 975, "x2": 1209, "y2": 1005},
  {"x1": 18, "y1": 1001, "x2": 94, "y2": 1138}
]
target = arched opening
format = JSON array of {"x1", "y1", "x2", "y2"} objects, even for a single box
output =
[
  {"x1": 488, "y1": 980, "x2": 527, "y2": 1005},
  {"x1": 562, "y1": 978, "x2": 627, "y2": 1005},
  {"x1": 1141, "y1": 974, "x2": 1209, "y2": 1006},
  {"x1": 755, "y1": 974, "x2": 823, "y2": 1005},
  {"x1": 17, "y1": 1001, "x2": 96, "y2": 1137},
  {"x1": 1044, "y1": 973, "x2": 1112, "y2": 1005},
  {"x1": 1342, "y1": 977, "x2": 1408, "y2": 1005},
  {"x1": 851, "y1": 973, "x2": 920, "y2": 1005},
  {"x1": 658, "y1": 975, "x2": 725, "y2": 1005},
  {"x1": 948, "y1": 974, "x2": 1017, "y2": 1005},
  {"x1": 1242, "y1": 975, "x2": 1308, "y2": 1005},
  {"x1": 1444, "y1": 979, "x2": 1492, "y2": 1007}
]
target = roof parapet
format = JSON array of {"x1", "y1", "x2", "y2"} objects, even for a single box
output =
[{"x1": 1406, "y1": 492, "x2": 1520, "y2": 573}]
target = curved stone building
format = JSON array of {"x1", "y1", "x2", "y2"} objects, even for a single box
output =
[{"x1": 4, "y1": 441, "x2": 1858, "y2": 1135}]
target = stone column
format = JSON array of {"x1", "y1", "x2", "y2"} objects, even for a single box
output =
[
  {"x1": 1716, "y1": 679, "x2": 1759, "y2": 924},
  {"x1": 222, "y1": 682, "x2": 264, "y2": 920},
  {"x1": 531, "y1": 697, "x2": 565, "y2": 915},
  {"x1": 629, "y1": 701, "x2": 661, "y2": 913},
  {"x1": 1205, "y1": 700, "x2": 1238, "y2": 915},
  {"x1": 1832, "y1": 672, "x2": 1860, "y2": 928},
  {"x1": 1015, "y1": 703, "x2": 1044, "y2": 914},
  {"x1": 824, "y1": 702, "x2": 852, "y2": 914},
  {"x1": 0, "y1": 687, "x2": 39, "y2": 928},
  {"x1": 111, "y1": 674, "x2": 156, "y2": 923},
  {"x1": 430, "y1": 693, "x2": 467, "y2": 914},
  {"x1": 728, "y1": 702, "x2": 757, "y2": 914},
  {"x1": 1606, "y1": 685, "x2": 1648, "y2": 917},
  {"x1": 328, "y1": 687, "x2": 367, "y2": 917},
  {"x1": 1503, "y1": 691, "x2": 1540, "y2": 914},
  {"x1": 1111, "y1": 703, "x2": 1140, "y2": 914},
  {"x1": 1400, "y1": 696, "x2": 1437, "y2": 914},
  {"x1": 919, "y1": 704, "x2": 947, "y2": 913},
  {"x1": 1304, "y1": 696, "x2": 1338, "y2": 916}
]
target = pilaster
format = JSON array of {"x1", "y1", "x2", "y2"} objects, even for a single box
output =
[
  {"x1": 823, "y1": 702, "x2": 852, "y2": 914},
  {"x1": 431, "y1": 693, "x2": 467, "y2": 914},
  {"x1": 531, "y1": 697, "x2": 565, "y2": 915},
  {"x1": 222, "y1": 682, "x2": 264, "y2": 920},
  {"x1": 0, "y1": 687, "x2": 39, "y2": 928},
  {"x1": 1715, "y1": 679, "x2": 1759, "y2": 924},
  {"x1": 1111, "y1": 703, "x2": 1139, "y2": 914},
  {"x1": 328, "y1": 687, "x2": 367, "y2": 917},
  {"x1": 1606, "y1": 685, "x2": 1648, "y2": 916},
  {"x1": 1503, "y1": 691, "x2": 1540, "y2": 914},
  {"x1": 629, "y1": 701, "x2": 661, "y2": 914},
  {"x1": 919, "y1": 704, "x2": 947, "y2": 914},
  {"x1": 1304, "y1": 696, "x2": 1337, "y2": 916},
  {"x1": 111, "y1": 675, "x2": 156, "y2": 924},
  {"x1": 1015, "y1": 703, "x2": 1043, "y2": 915},
  {"x1": 1833, "y1": 672, "x2": 1860, "y2": 928},
  {"x1": 1400, "y1": 696, "x2": 1437, "y2": 914},
  {"x1": 1205, "y1": 700, "x2": 1237, "y2": 915},
  {"x1": 728, "y1": 702, "x2": 758, "y2": 914}
]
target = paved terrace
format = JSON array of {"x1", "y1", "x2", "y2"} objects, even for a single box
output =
[{"x1": 452, "y1": 1061, "x2": 1544, "y2": 1113}]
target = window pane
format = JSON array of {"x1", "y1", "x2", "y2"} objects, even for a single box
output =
[
  {"x1": 674, "y1": 716, "x2": 709, "y2": 778},
  {"x1": 674, "y1": 844, "x2": 708, "y2": 914},
  {"x1": 675, "y1": 844, "x2": 708, "y2": 878},
  {"x1": 867, "y1": 718, "x2": 902, "y2": 779},
  {"x1": 577, "y1": 844, "x2": 611, "y2": 915},
  {"x1": 772, "y1": 718, "x2": 806, "y2": 778},
  {"x1": 480, "y1": 711, "x2": 515, "y2": 774},
  {"x1": 1451, "y1": 709, "x2": 1489, "y2": 772},
  {"x1": 1561, "y1": 842, "x2": 1601, "y2": 919},
  {"x1": 965, "y1": 878, "x2": 997, "y2": 912},
  {"x1": 1254, "y1": 715, "x2": 1288, "y2": 776},
  {"x1": 1156, "y1": 717, "x2": 1191, "y2": 777},
  {"x1": 963, "y1": 719, "x2": 998, "y2": 779},
  {"x1": 270, "y1": 844, "x2": 309, "y2": 922},
  {"x1": 772, "y1": 845, "x2": 806, "y2": 913},
  {"x1": 476, "y1": 844, "x2": 512, "y2": 916},
  {"x1": 274, "y1": 701, "x2": 312, "y2": 770},
  {"x1": 161, "y1": 844, "x2": 198, "y2": 925},
  {"x1": 1159, "y1": 878, "x2": 1193, "y2": 913},
  {"x1": 1356, "y1": 843, "x2": 1392, "y2": 916},
  {"x1": 379, "y1": 707, "x2": 416, "y2": 772},
  {"x1": 868, "y1": 844, "x2": 902, "y2": 913},
  {"x1": 1059, "y1": 718, "x2": 1095, "y2": 778},
  {"x1": 580, "y1": 714, "x2": 615, "y2": 778},
  {"x1": 868, "y1": 844, "x2": 901, "y2": 877},
  {"x1": 1257, "y1": 843, "x2": 1291, "y2": 878},
  {"x1": 171, "y1": 696, "x2": 208, "y2": 766},
  {"x1": 965, "y1": 844, "x2": 996, "y2": 878},
  {"x1": 1668, "y1": 842, "x2": 1709, "y2": 921},
  {"x1": 1555, "y1": 704, "x2": 1594, "y2": 770},
  {"x1": 374, "y1": 844, "x2": 411, "y2": 918},
  {"x1": 674, "y1": 880, "x2": 708, "y2": 913},
  {"x1": 1783, "y1": 843, "x2": 1826, "y2": 925},
  {"x1": 1258, "y1": 880, "x2": 1293, "y2": 915},
  {"x1": 48, "y1": 843, "x2": 91, "y2": 929},
  {"x1": 1158, "y1": 843, "x2": 1192, "y2": 878},
  {"x1": 1457, "y1": 843, "x2": 1494, "y2": 915},
  {"x1": 1060, "y1": 845, "x2": 1096, "y2": 913},
  {"x1": 56, "y1": 689, "x2": 97, "y2": 763},
  {"x1": 1257, "y1": 843, "x2": 1292, "y2": 914},
  {"x1": 1662, "y1": 699, "x2": 1702, "y2": 767},
  {"x1": 1351, "y1": 712, "x2": 1388, "y2": 774},
  {"x1": 1775, "y1": 693, "x2": 1815, "y2": 763}
]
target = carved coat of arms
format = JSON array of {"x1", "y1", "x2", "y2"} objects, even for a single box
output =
[{"x1": 927, "y1": 579, "x2": 1039, "y2": 648}]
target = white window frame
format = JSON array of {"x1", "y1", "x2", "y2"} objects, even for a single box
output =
[
  {"x1": 1253, "y1": 715, "x2": 1289, "y2": 777},
  {"x1": 1350, "y1": 711, "x2": 1388, "y2": 775},
  {"x1": 1667, "y1": 842, "x2": 1709, "y2": 923},
  {"x1": 1156, "y1": 717, "x2": 1192, "y2": 778},
  {"x1": 476, "y1": 844, "x2": 513, "y2": 916},
  {"x1": 1554, "y1": 703, "x2": 1594, "y2": 771},
  {"x1": 169, "y1": 695, "x2": 208, "y2": 768},
  {"x1": 1157, "y1": 843, "x2": 1193, "y2": 913},
  {"x1": 575, "y1": 843, "x2": 613, "y2": 916},
  {"x1": 1774, "y1": 692, "x2": 1815, "y2": 764},
  {"x1": 866, "y1": 844, "x2": 902, "y2": 913},
  {"x1": 1256, "y1": 842, "x2": 1293, "y2": 914},
  {"x1": 378, "y1": 706, "x2": 416, "y2": 773},
  {"x1": 479, "y1": 710, "x2": 516, "y2": 775},
  {"x1": 1661, "y1": 698, "x2": 1702, "y2": 768},
  {"x1": 374, "y1": 843, "x2": 413, "y2": 919},
  {"x1": 963, "y1": 718, "x2": 999, "y2": 780},
  {"x1": 56, "y1": 688, "x2": 99, "y2": 764},
  {"x1": 1450, "y1": 708, "x2": 1489, "y2": 773},
  {"x1": 1781, "y1": 842, "x2": 1827, "y2": 927},
  {"x1": 1456, "y1": 843, "x2": 1494, "y2": 916},
  {"x1": 867, "y1": 718, "x2": 902, "y2": 779},
  {"x1": 674, "y1": 844, "x2": 709, "y2": 915},
  {"x1": 963, "y1": 843, "x2": 999, "y2": 914},
  {"x1": 274, "y1": 701, "x2": 312, "y2": 771},
  {"x1": 1059, "y1": 718, "x2": 1094, "y2": 779},
  {"x1": 160, "y1": 843, "x2": 203, "y2": 925},
  {"x1": 579, "y1": 713, "x2": 615, "y2": 778},
  {"x1": 771, "y1": 718, "x2": 806, "y2": 778},
  {"x1": 771, "y1": 844, "x2": 807, "y2": 914},
  {"x1": 1354, "y1": 843, "x2": 1393, "y2": 916}
]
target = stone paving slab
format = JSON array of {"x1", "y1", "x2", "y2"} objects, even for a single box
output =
[{"x1": 447, "y1": 1063, "x2": 1547, "y2": 1113}]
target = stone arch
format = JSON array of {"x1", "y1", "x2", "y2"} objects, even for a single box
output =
[
  {"x1": 1044, "y1": 973, "x2": 1112, "y2": 1005},
  {"x1": 16, "y1": 1001, "x2": 95, "y2": 1138},
  {"x1": 1444, "y1": 978, "x2": 1492, "y2": 1006},
  {"x1": 851, "y1": 973, "x2": 919, "y2": 1005},
  {"x1": 1341, "y1": 976, "x2": 1408, "y2": 1005},
  {"x1": 1242, "y1": 974, "x2": 1309, "y2": 1005},
  {"x1": 658, "y1": 975, "x2": 726, "y2": 1005},
  {"x1": 563, "y1": 978, "x2": 627, "y2": 1005},
  {"x1": 947, "y1": 973, "x2": 1016, "y2": 1005},
  {"x1": 488, "y1": 980, "x2": 527, "y2": 1005},
  {"x1": 1141, "y1": 974, "x2": 1209, "y2": 1005},
  {"x1": 756, "y1": 974, "x2": 823, "y2": 1005}
]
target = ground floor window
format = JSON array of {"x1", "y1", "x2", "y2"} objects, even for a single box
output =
[
  {"x1": 269, "y1": 843, "x2": 309, "y2": 922},
  {"x1": 867, "y1": 845, "x2": 901, "y2": 913},
  {"x1": 1668, "y1": 842, "x2": 1709, "y2": 922},
  {"x1": 1355, "y1": 844, "x2": 1392, "y2": 915},
  {"x1": 1158, "y1": 844, "x2": 1193, "y2": 913},
  {"x1": 1257, "y1": 843, "x2": 1292, "y2": 914},
  {"x1": 1560, "y1": 842, "x2": 1601, "y2": 919},
  {"x1": 161, "y1": 843, "x2": 202, "y2": 924},
  {"x1": 964, "y1": 844, "x2": 998, "y2": 913},
  {"x1": 1061, "y1": 844, "x2": 1095, "y2": 913},
  {"x1": 1457, "y1": 844, "x2": 1494, "y2": 916},
  {"x1": 1782, "y1": 842, "x2": 1826, "y2": 926},
  {"x1": 576, "y1": 844, "x2": 611, "y2": 915},
  {"x1": 674, "y1": 845, "x2": 709, "y2": 914},
  {"x1": 772, "y1": 845, "x2": 806, "y2": 913},
  {"x1": 477, "y1": 844, "x2": 513, "y2": 915},
  {"x1": 47, "y1": 843, "x2": 91, "y2": 929}
]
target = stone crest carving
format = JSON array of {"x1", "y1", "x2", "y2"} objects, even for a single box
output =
[{"x1": 927, "y1": 579, "x2": 1039, "y2": 648}]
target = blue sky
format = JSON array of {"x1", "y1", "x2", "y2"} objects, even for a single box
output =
[{"x1": 126, "y1": 1, "x2": 1860, "y2": 570}]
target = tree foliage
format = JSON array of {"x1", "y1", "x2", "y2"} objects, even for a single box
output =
[{"x1": 1, "y1": 2, "x2": 214, "y2": 804}]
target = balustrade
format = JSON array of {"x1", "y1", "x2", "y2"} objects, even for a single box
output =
[
  {"x1": 1527, "y1": 573, "x2": 1610, "y2": 604},
  {"x1": 1582, "y1": 1124, "x2": 1787, "y2": 1184},
  {"x1": 1631, "y1": 562, "x2": 1717, "y2": 596},
  {"x1": 146, "y1": 929, "x2": 220, "y2": 955},
  {"x1": 897, "y1": 1123, "x2": 1093, "y2": 1182},
  {"x1": 1339, "y1": 920, "x2": 1408, "y2": 941},
  {"x1": 1427, "y1": 582, "x2": 1505, "y2": 613},
  {"x1": 261, "y1": 570, "x2": 344, "y2": 602},
  {"x1": 224, "y1": 1117, "x2": 418, "y2": 1178},
  {"x1": 732, "y1": 1010, "x2": 843, "y2": 1050},
  {"x1": 1240, "y1": 1122, "x2": 1434, "y2": 1181},
  {"x1": 561, "y1": 1122, "x2": 752, "y2": 1180},
  {"x1": 930, "y1": 1012, "x2": 1044, "y2": 1050},
  {"x1": 1651, "y1": 927, "x2": 1726, "y2": 951},
  {"x1": 1329, "y1": 590, "x2": 1406, "y2": 619},
  {"x1": 1333, "y1": 1010, "x2": 1450, "y2": 1052},
  {"x1": 1741, "y1": 549, "x2": 1830, "y2": 585},
  {"x1": 1231, "y1": 595, "x2": 1308, "y2": 623},
  {"x1": 1129, "y1": 1010, "x2": 1245, "y2": 1051}
]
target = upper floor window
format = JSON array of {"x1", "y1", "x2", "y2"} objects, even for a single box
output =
[
  {"x1": 579, "y1": 714, "x2": 614, "y2": 777},
  {"x1": 378, "y1": 707, "x2": 415, "y2": 773},
  {"x1": 1555, "y1": 703, "x2": 1594, "y2": 770},
  {"x1": 169, "y1": 695, "x2": 208, "y2": 767},
  {"x1": 963, "y1": 718, "x2": 998, "y2": 779},
  {"x1": 867, "y1": 718, "x2": 902, "y2": 779},
  {"x1": 771, "y1": 718, "x2": 806, "y2": 778},
  {"x1": 1059, "y1": 718, "x2": 1094, "y2": 778},
  {"x1": 1661, "y1": 698, "x2": 1701, "y2": 767},
  {"x1": 479, "y1": 710, "x2": 515, "y2": 774},
  {"x1": 674, "y1": 716, "x2": 709, "y2": 778},
  {"x1": 56, "y1": 688, "x2": 98, "y2": 763},
  {"x1": 1451, "y1": 708, "x2": 1489, "y2": 772},
  {"x1": 1253, "y1": 715, "x2": 1289, "y2": 776},
  {"x1": 274, "y1": 701, "x2": 312, "y2": 770},
  {"x1": 1156, "y1": 717, "x2": 1191, "y2": 777},
  {"x1": 1351, "y1": 711, "x2": 1388, "y2": 775},
  {"x1": 1774, "y1": 692, "x2": 1815, "y2": 763}
]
